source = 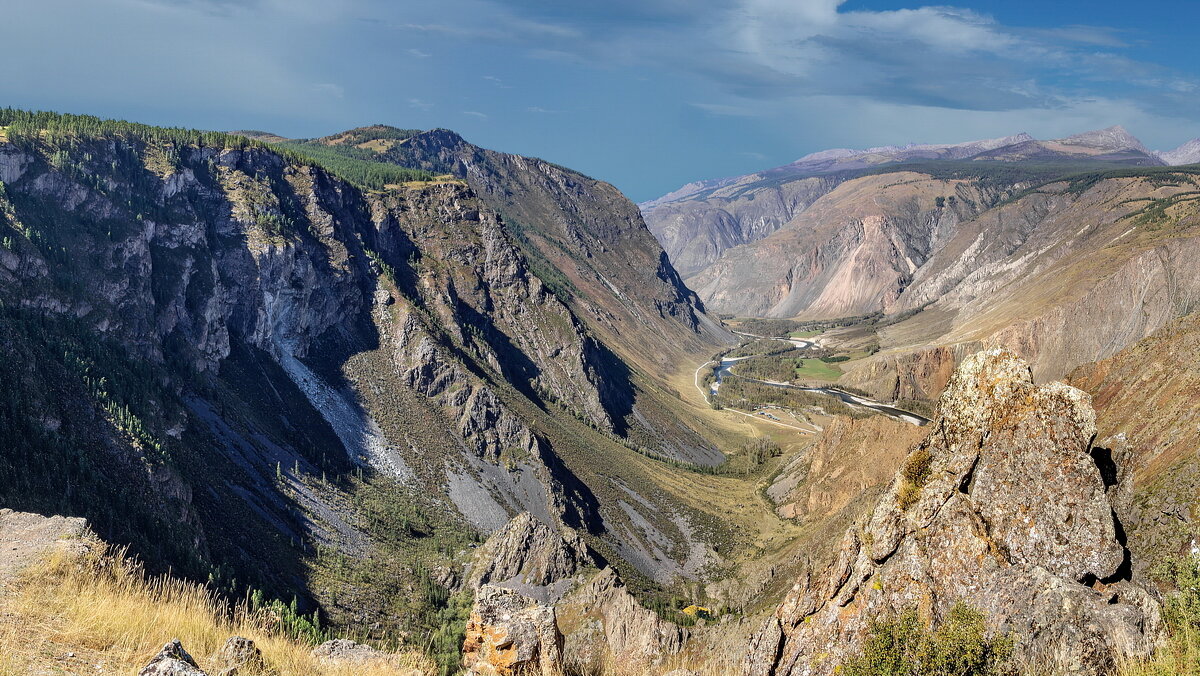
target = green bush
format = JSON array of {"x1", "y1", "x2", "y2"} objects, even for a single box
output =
[
  {"x1": 844, "y1": 603, "x2": 1013, "y2": 676},
  {"x1": 1153, "y1": 555, "x2": 1200, "y2": 634}
]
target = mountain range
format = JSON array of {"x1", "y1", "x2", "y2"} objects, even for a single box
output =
[{"x1": 4, "y1": 110, "x2": 1200, "y2": 676}]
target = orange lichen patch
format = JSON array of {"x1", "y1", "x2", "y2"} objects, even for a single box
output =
[{"x1": 461, "y1": 617, "x2": 523, "y2": 675}]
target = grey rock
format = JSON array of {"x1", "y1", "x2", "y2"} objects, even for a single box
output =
[
  {"x1": 465, "y1": 512, "x2": 595, "y2": 601},
  {"x1": 558, "y1": 567, "x2": 686, "y2": 671},
  {"x1": 138, "y1": 639, "x2": 207, "y2": 676},
  {"x1": 744, "y1": 349, "x2": 1163, "y2": 676},
  {"x1": 311, "y1": 638, "x2": 386, "y2": 664}
]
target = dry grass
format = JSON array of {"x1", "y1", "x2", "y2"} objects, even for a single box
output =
[
  {"x1": 1120, "y1": 627, "x2": 1200, "y2": 676},
  {"x1": 0, "y1": 545, "x2": 432, "y2": 676}
]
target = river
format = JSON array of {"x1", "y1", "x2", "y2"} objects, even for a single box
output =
[{"x1": 710, "y1": 335, "x2": 930, "y2": 426}]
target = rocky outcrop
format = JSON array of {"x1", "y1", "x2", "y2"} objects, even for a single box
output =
[
  {"x1": 746, "y1": 349, "x2": 1162, "y2": 676},
  {"x1": 681, "y1": 173, "x2": 990, "y2": 318},
  {"x1": 462, "y1": 585, "x2": 564, "y2": 676},
  {"x1": 372, "y1": 127, "x2": 732, "y2": 368},
  {"x1": 466, "y1": 512, "x2": 597, "y2": 601},
  {"x1": 0, "y1": 509, "x2": 94, "y2": 585},
  {"x1": 557, "y1": 567, "x2": 686, "y2": 671},
  {"x1": 139, "y1": 639, "x2": 207, "y2": 676}
]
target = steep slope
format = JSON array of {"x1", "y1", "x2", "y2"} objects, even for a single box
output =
[
  {"x1": 645, "y1": 133, "x2": 1200, "y2": 408},
  {"x1": 304, "y1": 127, "x2": 731, "y2": 371},
  {"x1": 1068, "y1": 313, "x2": 1200, "y2": 577},
  {"x1": 836, "y1": 169, "x2": 1200, "y2": 401},
  {"x1": 0, "y1": 111, "x2": 738, "y2": 661}
]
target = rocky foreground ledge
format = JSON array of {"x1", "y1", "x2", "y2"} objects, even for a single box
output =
[{"x1": 744, "y1": 348, "x2": 1162, "y2": 676}]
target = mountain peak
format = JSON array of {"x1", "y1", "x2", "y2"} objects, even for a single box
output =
[
  {"x1": 1157, "y1": 137, "x2": 1200, "y2": 165},
  {"x1": 1059, "y1": 125, "x2": 1148, "y2": 152}
]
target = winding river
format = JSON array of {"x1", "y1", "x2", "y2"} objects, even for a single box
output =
[{"x1": 710, "y1": 334, "x2": 930, "y2": 426}]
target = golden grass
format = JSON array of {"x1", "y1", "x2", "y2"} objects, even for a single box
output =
[
  {"x1": 0, "y1": 545, "x2": 432, "y2": 676},
  {"x1": 1120, "y1": 627, "x2": 1200, "y2": 676}
]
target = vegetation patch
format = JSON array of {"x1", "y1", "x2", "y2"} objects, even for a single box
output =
[
  {"x1": 843, "y1": 603, "x2": 1014, "y2": 676},
  {"x1": 897, "y1": 447, "x2": 933, "y2": 510},
  {"x1": 795, "y1": 358, "x2": 843, "y2": 381},
  {"x1": 0, "y1": 545, "x2": 432, "y2": 676}
]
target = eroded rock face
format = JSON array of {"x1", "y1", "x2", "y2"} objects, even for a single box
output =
[
  {"x1": 462, "y1": 585, "x2": 563, "y2": 676},
  {"x1": 465, "y1": 512, "x2": 597, "y2": 602},
  {"x1": 745, "y1": 349, "x2": 1162, "y2": 676}
]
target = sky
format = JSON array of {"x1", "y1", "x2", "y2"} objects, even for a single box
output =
[{"x1": 2, "y1": 0, "x2": 1199, "y2": 201}]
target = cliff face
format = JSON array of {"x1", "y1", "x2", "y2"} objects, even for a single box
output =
[
  {"x1": 643, "y1": 175, "x2": 844, "y2": 278},
  {"x1": 358, "y1": 128, "x2": 732, "y2": 371},
  {"x1": 0, "y1": 118, "x2": 730, "y2": 637},
  {"x1": 746, "y1": 350, "x2": 1161, "y2": 676},
  {"x1": 644, "y1": 130, "x2": 1199, "y2": 407},
  {"x1": 681, "y1": 173, "x2": 994, "y2": 318}
]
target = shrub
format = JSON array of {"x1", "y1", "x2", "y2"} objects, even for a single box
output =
[
  {"x1": 1153, "y1": 554, "x2": 1200, "y2": 634},
  {"x1": 901, "y1": 448, "x2": 933, "y2": 485},
  {"x1": 844, "y1": 603, "x2": 1013, "y2": 676},
  {"x1": 897, "y1": 447, "x2": 933, "y2": 509}
]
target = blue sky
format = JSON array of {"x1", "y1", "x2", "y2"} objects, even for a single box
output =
[{"x1": 1, "y1": 0, "x2": 1198, "y2": 201}]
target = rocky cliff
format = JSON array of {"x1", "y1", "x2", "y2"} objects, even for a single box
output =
[
  {"x1": 0, "y1": 112, "x2": 731, "y2": 651},
  {"x1": 745, "y1": 350, "x2": 1161, "y2": 676},
  {"x1": 317, "y1": 127, "x2": 731, "y2": 371}
]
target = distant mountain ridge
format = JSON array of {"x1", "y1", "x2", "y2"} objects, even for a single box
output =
[
  {"x1": 1157, "y1": 137, "x2": 1200, "y2": 165},
  {"x1": 641, "y1": 125, "x2": 1200, "y2": 281}
]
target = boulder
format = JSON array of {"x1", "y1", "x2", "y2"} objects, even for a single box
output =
[
  {"x1": 744, "y1": 349, "x2": 1163, "y2": 676},
  {"x1": 208, "y1": 636, "x2": 263, "y2": 676},
  {"x1": 462, "y1": 585, "x2": 563, "y2": 676},
  {"x1": 138, "y1": 639, "x2": 207, "y2": 676}
]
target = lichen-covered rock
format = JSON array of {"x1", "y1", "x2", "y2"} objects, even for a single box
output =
[
  {"x1": 744, "y1": 349, "x2": 1162, "y2": 676},
  {"x1": 138, "y1": 639, "x2": 207, "y2": 676},
  {"x1": 462, "y1": 585, "x2": 563, "y2": 676},
  {"x1": 465, "y1": 512, "x2": 596, "y2": 601}
]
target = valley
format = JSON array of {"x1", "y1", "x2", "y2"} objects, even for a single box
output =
[{"x1": 0, "y1": 108, "x2": 1198, "y2": 676}]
